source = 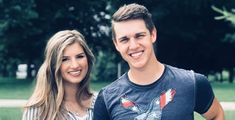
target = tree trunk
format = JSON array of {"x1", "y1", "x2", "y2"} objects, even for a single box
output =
[
  {"x1": 219, "y1": 70, "x2": 223, "y2": 83},
  {"x1": 228, "y1": 68, "x2": 234, "y2": 83},
  {"x1": 2, "y1": 63, "x2": 8, "y2": 77},
  {"x1": 27, "y1": 60, "x2": 33, "y2": 79}
]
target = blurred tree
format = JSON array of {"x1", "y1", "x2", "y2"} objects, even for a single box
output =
[
  {"x1": 32, "y1": 0, "x2": 117, "y2": 81},
  {"x1": 0, "y1": 0, "x2": 119, "y2": 81},
  {"x1": 0, "y1": 0, "x2": 39, "y2": 77},
  {"x1": 1, "y1": 0, "x2": 235, "y2": 83},
  {"x1": 212, "y1": 5, "x2": 235, "y2": 83},
  {"x1": 212, "y1": 5, "x2": 235, "y2": 42}
]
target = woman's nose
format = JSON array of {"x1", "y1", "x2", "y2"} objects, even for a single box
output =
[{"x1": 70, "y1": 59, "x2": 79, "y2": 68}]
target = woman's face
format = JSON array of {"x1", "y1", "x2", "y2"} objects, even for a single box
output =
[{"x1": 60, "y1": 42, "x2": 88, "y2": 85}]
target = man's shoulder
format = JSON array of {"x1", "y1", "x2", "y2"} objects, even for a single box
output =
[
  {"x1": 166, "y1": 64, "x2": 194, "y2": 76},
  {"x1": 101, "y1": 73, "x2": 128, "y2": 94},
  {"x1": 166, "y1": 64, "x2": 191, "y2": 72},
  {"x1": 164, "y1": 64, "x2": 197, "y2": 83}
]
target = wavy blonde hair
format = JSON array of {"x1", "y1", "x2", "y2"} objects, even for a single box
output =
[{"x1": 22, "y1": 30, "x2": 95, "y2": 120}]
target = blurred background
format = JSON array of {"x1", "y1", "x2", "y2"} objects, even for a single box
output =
[{"x1": 0, "y1": 0, "x2": 235, "y2": 119}]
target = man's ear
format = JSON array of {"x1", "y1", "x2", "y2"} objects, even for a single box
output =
[
  {"x1": 151, "y1": 27, "x2": 157, "y2": 43},
  {"x1": 113, "y1": 39, "x2": 120, "y2": 52}
]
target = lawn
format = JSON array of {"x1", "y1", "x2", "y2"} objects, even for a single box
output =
[
  {"x1": 0, "y1": 78, "x2": 234, "y2": 119},
  {"x1": 0, "y1": 79, "x2": 111, "y2": 99},
  {"x1": 194, "y1": 111, "x2": 235, "y2": 120},
  {"x1": 211, "y1": 82, "x2": 235, "y2": 102},
  {"x1": 0, "y1": 108, "x2": 23, "y2": 120},
  {"x1": 0, "y1": 79, "x2": 34, "y2": 99},
  {"x1": 1, "y1": 79, "x2": 234, "y2": 101}
]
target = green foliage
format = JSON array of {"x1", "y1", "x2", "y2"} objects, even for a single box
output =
[
  {"x1": 0, "y1": 0, "x2": 115, "y2": 80},
  {"x1": 90, "y1": 81, "x2": 111, "y2": 91},
  {"x1": 212, "y1": 5, "x2": 235, "y2": 26},
  {"x1": 0, "y1": 0, "x2": 40, "y2": 77},
  {"x1": 212, "y1": 5, "x2": 235, "y2": 43},
  {"x1": 0, "y1": 0, "x2": 235, "y2": 82},
  {"x1": 91, "y1": 50, "x2": 118, "y2": 82}
]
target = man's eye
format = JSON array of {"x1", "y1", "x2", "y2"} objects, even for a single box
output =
[
  {"x1": 136, "y1": 34, "x2": 145, "y2": 39},
  {"x1": 119, "y1": 38, "x2": 129, "y2": 43}
]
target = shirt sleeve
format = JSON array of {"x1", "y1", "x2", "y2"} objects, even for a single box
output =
[
  {"x1": 194, "y1": 73, "x2": 215, "y2": 114},
  {"x1": 22, "y1": 106, "x2": 39, "y2": 120},
  {"x1": 93, "y1": 89, "x2": 110, "y2": 120}
]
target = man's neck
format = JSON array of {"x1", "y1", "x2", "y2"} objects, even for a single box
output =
[{"x1": 128, "y1": 61, "x2": 164, "y2": 85}]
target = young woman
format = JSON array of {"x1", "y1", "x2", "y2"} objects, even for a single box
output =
[{"x1": 22, "y1": 30, "x2": 96, "y2": 120}]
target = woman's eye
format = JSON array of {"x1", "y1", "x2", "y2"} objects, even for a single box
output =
[
  {"x1": 76, "y1": 53, "x2": 86, "y2": 59},
  {"x1": 62, "y1": 58, "x2": 68, "y2": 62},
  {"x1": 76, "y1": 55, "x2": 84, "y2": 59}
]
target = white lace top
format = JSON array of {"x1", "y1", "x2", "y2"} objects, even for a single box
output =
[
  {"x1": 23, "y1": 93, "x2": 97, "y2": 120},
  {"x1": 67, "y1": 94, "x2": 97, "y2": 120}
]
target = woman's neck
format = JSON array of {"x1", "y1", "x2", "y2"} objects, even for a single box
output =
[
  {"x1": 63, "y1": 82, "x2": 79, "y2": 102},
  {"x1": 63, "y1": 83, "x2": 89, "y2": 117}
]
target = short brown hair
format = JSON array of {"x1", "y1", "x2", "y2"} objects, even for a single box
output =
[{"x1": 112, "y1": 3, "x2": 155, "y2": 40}]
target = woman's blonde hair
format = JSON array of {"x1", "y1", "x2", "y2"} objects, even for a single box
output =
[{"x1": 22, "y1": 30, "x2": 95, "y2": 120}]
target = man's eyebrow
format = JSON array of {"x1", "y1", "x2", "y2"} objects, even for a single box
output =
[
  {"x1": 136, "y1": 32, "x2": 147, "y2": 35},
  {"x1": 118, "y1": 36, "x2": 128, "y2": 41},
  {"x1": 117, "y1": 32, "x2": 147, "y2": 40}
]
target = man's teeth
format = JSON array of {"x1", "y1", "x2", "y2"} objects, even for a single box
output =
[{"x1": 131, "y1": 52, "x2": 142, "y2": 57}]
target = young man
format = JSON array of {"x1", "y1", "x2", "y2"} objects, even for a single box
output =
[{"x1": 94, "y1": 3, "x2": 224, "y2": 120}]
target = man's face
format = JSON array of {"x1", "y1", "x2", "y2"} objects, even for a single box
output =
[{"x1": 113, "y1": 19, "x2": 156, "y2": 69}]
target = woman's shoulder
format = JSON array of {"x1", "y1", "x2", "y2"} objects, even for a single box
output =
[
  {"x1": 90, "y1": 92, "x2": 98, "y2": 109},
  {"x1": 22, "y1": 106, "x2": 41, "y2": 120}
]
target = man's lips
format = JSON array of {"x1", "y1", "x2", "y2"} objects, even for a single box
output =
[{"x1": 129, "y1": 50, "x2": 144, "y2": 58}]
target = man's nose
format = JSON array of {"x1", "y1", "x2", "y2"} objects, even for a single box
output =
[{"x1": 129, "y1": 38, "x2": 139, "y2": 49}]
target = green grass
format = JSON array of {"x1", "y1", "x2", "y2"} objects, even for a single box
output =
[
  {"x1": 0, "y1": 79, "x2": 34, "y2": 99},
  {"x1": 1, "y1": 78, "x2": 233, "y2": 101},
  {"x1": 194, "y1": 111, "x2": 235, "y2": 120},
  {"x1": 0, "y1": 78, "x2": 110, "y2": 99},
  {"x1": 211, "y1": 82, "x2": 235, "y2": 102},
  {"x1": 0, "y1": 108, "x2": 23, "y2": 120}
]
